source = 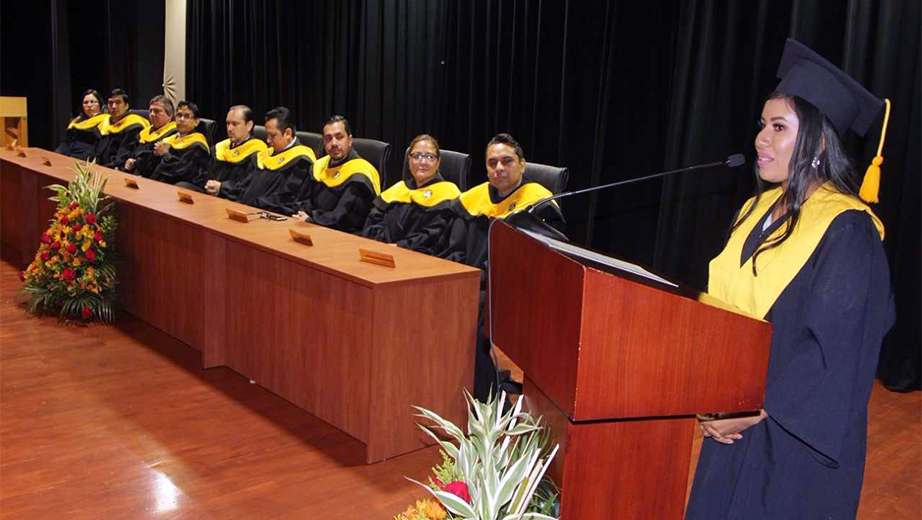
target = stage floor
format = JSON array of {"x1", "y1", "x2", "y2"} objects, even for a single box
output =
[{"x1": 2, "y1": 258, "x2": 919, "y2": 519}]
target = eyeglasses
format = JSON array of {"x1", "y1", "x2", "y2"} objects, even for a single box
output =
[{"x1": 409, "y1": 152, "x2": 438, "y2": 162}]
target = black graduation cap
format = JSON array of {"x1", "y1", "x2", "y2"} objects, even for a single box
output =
[
  {"x1": 775, "y1": 38, "x2": 892, "y2": 203},
  {"x1": 775, "y1": 38, "x2": 881, "y2": 136}
]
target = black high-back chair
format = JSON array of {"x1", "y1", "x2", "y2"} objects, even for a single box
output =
[
  {"x1": 525, "y1": 162, "x2": 569, "y2": 195},
  {"x1": 296, "y1": 131, "x2": 324, "y2": 158},
  {"x1": 351, "y1": 138, "x2": 392, "y2": 192},
  {"x1": 252, "y1": 125, "x2": 267, "y2": 142},
  {"x1": 402, "y1": 147, "x2": 471, "y2": 191},
  {"x1": 198, "y1": 118, "x2": 218, "y2": 147},
  {"x1": 128, "y1": 109, "x2": 150, "y2": 121}
]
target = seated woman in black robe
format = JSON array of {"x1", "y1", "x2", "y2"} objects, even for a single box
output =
[
  {"x1": 361, "y1": 134, "x2": 460, "y2": 254},
  {"x1": 685, "y1": 39, "x2": 895, "y2": 520},
  {"x1": 54, "y1": 89, "x2": 108, "y2": 161}
]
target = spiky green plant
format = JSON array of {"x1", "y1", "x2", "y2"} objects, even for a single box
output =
[
  {"x1": 19, "y1": 160, "x2": 118, "y2": 323},
  {"x1": 408, "y1": 391, "x2": 560, "y2": 520}
]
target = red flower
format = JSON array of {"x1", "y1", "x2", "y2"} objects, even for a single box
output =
[
  {"x1": 60, "y1": 215, "x2": 69, "y2": 225},
  {"x1": 85, "y1": 213, "x2": 96, "y2": 225},
  {"x1": 69, "y1": 202, "x2": 79, "y2": 210},
  {"x1": 85, "y1": 249, "x2": 97, "y2": 262},
  {"x1": 62, "y1": 268, "x2": 76, "y2": 282},
  {"x1": 41, "y1": 251, "x2": 51, "y2": 262},
  {"x1": 443, "y1": 481, "x2": 471, "y2": 503},
  {"x1": 40, "y1": 233, "x2": 52, "y2": 244},
  {"x1": 81, "y1": 306, "x2": 93, "y2": 320},
  {"x1": 73, "y1": 223, "x2": 83, "y2": 232},
  {"x1": 19, "y1": 271, "x2": 25, "y2": 282},
  {"x1": 94, "y1": 231, "x2": 104, "y2": 242},
  {"x1": 66, "y1": 243, "x2": 77, "y2": 254},
  {"x1": 51, "y1": 241, "x2": 61, "y2": 250}
]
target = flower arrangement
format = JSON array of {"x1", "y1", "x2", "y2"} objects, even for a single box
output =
[
  {"x1": 19, "y1": 161, "x2": 118, "y2": 322},
  {"x1": 397, "y1": 392, "x2": 560, "y2": 520}
]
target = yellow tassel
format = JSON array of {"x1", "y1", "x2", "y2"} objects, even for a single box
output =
[
  {"x1": 860, "y1": 156, "x2": 882, "y2": 203},
  {"x1": 860, "y1": 99, "x2": 891, "y2": 204}
]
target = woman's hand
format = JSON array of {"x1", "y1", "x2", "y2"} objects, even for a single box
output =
[
  {"x1": 698, "y1": 409, "x2": 768, "y2": 445},
  {"x1": 292, "y1": 211, "x2": 310, "y2": 222}
]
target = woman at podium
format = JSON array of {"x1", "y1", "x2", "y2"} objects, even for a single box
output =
[
  {"x1": 361, "y1": 134, "x2": 460, "y2": 254},
  {"x1": 54, "y1": 89, "x2": 108, "y2": 160},
  {"x1": 686, "y1": 39, "x2": 895, "y2": 520}
]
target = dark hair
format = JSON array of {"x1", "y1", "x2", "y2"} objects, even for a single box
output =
[
  {"x1": 177, "y1": 100, "x2": 201, "y2": 118},
  {"x1": 266, "y1": 106, "x2": 295, "y2": 133},
  {"x1": 408, "y1": 134, "x2": 440, "y2": 156},
  {"x1": 230, "y1": 104, "x2": 255, "y2": 124},
  {"x1": 108, "y1": 89, "x2": 130, "y2": 106},
  {"x1": 324, "y1": 115, "x2": 351, "y2": 136},
  {"x1": 149, "y1": 95, "x2": 174, "y2": 116},
  {"x1": 80, "y1": 89, "x2": 104, "y2": 118},
  {"x1": 486, "y1": 133, "x2": 525, "y2": 161},
  {"x1": 738, "y1": 92, "x2": 858, "y2": 274}
]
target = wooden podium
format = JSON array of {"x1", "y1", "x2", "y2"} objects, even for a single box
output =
[
  {"x1": 488, "y1": 221, "x2": 772, "y2": 520},
  {"x1": 0, "y1": 97, "x2": 28, "y2": 147}
]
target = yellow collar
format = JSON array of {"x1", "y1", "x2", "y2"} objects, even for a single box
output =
[
  {"x1": 215, "y1": 138, "x2": 268, "y2": 163},
  {"x1": 103, "y1": 113, "x2": 149, "y2": 134},
  {"x1": 459, "y1": 181, "x2": 553, "y2": 219},
  {"x1": 68, "y1": 113, "x2": 109, "y2": 130},
  {"x1": 260, "y1": 144, "x2": 316, "y2": 171},
  {"x1": 164, "y1": 132, "x2": 210, "y2": 152},
  {"x1": 707, "y1": 184, "x2": 884, "y2": 318},
  {"x1": 313, "y1": 155, "x2": 381, "y2": 194},
  {"x1": 139, "y1": 122, "x2": 177, "y2": 143},
  {"x1": 380, "y1": 180, "x2": 460, "y2": 206}
]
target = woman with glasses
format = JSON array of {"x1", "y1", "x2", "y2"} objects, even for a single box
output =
[
  {"x1": 361, "y1": 134, "x2": 461, "y2": 254},
  {"x1": 55, "y1": 89, "x2": 108, "y2": 160}
]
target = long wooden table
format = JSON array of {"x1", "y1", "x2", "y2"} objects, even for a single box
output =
[{"x1": 1, "y1": 147, "x2": 480, "y2": 463}]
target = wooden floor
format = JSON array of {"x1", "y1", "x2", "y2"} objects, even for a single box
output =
[{"x1": 2, "y1": 257, "x2": 920, "y2": 519}]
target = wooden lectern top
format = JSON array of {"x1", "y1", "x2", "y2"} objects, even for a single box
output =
[{"x1": 488, "y1": 220, "x2": 772, "y2": 422}]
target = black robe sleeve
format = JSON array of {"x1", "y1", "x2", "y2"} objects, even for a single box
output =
[
  {"x1": 394, "y1": 207, "x2": 456, "y2": 254},
  {"x1": 100, "y1": 126, "x2": 144, "y2": 169},
  {"x1": 308, "y1": 182, "x2": 376, "y2": 233},
  {"x1": 253, "y1": 159, "x2": 314, "y2": 214},
  {"x1": 149, "y1": 146, "x2": 210, "y2": 187},
  {"x1": 762, "y1": 211, "x2": 894, "y2": 465},
  {"x1": 361, "y1": 199, "x2": 390, "y2": 241}
]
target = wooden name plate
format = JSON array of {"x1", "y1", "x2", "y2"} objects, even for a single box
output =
[
  {"x1": 177, "y1": 191, "x2": 195, "y2": 204},
  {"x1": 289, "y1": 228, "x2": 313, "y2": 246},
  {"x1": 41, "y1": 157, "x2": 52, "y2": 166},
  {"x1": 359, "y1": 248, "x2": 396, "y2": 268},
  {"x1": 124, "y1": 177, "x2": 139, "y2": 189},
  {"x1": 226, "y1": 208, "x2": 258, "y2": 223}
]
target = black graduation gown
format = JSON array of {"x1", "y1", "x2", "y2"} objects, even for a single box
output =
[
  {"x1": 54, "y1": 113, "x2": 108, "y2": 160},
  {"x1": 95, "y1": 113, "x2": 149, "y2": 168},
  {"x1": 226, "y1": 141, "x2": 314, "y2": 212},
  {"x1": 129, "y1": 122, "x2": 178, "y2": 176},
  {"x1": 686, "y1": 210, "x2": 895, "y2": 520},
  {"x1": 282, "y1": 149, "x2": 380, "y2": 233},
  {"x1": 361, "y1": 173, "x2": 460, "y2": 255},
  {"x1": 148, "y1": 132, "x2": 211, "y2": 187},
  {"x1": 179, "y1": 136, "x2": 267, "y2": 193},
  {"x1": 439, "y1": 179, "x2": 566, "y2": 402}
]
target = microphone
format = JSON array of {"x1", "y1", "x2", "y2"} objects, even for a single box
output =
[{"x1": 526, "y1": 154, "x2": 747, "y2": 215}]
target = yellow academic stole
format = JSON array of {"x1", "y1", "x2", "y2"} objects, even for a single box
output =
[
  {"x1": 259, "y1": 145, "x2": 316, "y2": 170},
  {"x1": 313, "y1": 156, "x2": 381, "y2": 195},
  {"x1": 164, "y1": 132, "x2": 210, "y2": 152},
  {"x1": 380, "y1": 180, "x2": 460, "y2": 206},
  {"x1": 139, "y1": 122, "x2": 177, "y2": 144},
  {"x1": 707, "y1": 184, "x2": 884, "y2": 319},
  {"x1": 459, "y1": 181, "x2": 554, "y2": 219},
  {"x1": 215, "y1": 138, "x2": 267, "y2": 163},
  {"x1": 68, "y1": 113, "x2": 109, "y2": 130},
  {"x1": 102, "y1": 113, "x2": 149, "y2": 135}
]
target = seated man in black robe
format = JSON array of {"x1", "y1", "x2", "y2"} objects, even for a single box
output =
[
  {"x1": 362, "y1": 133, "x2": 460, "y2": 254},
  {"x1": 443, "y1": 133, "x2": 565, "y2": 402},
  {"x1": 95, "y1": 89, "x2": 150, "y2": 168},
  {"x1": 148, "y1": 100, "x2": 211, "y2": 186},
  {"x1": 224, "y1": 106, "x2": 315, "y2": 211},
  {"x1": 194, "y1": 105, "x2": 268, "y2": 197},
  {"x1": 288, "y1": 115, "x2": 380, "y2": 233},
  {"x1": 124, "y1": 95, "x2": 177, "y2": 175}
]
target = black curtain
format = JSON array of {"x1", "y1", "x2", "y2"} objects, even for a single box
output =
[
  {"x1": 0, "y1": 0, "x2": 165, "y2": 149},
  {"x1": 199, "y1": 0, "x2": 920, "y2": 391}
]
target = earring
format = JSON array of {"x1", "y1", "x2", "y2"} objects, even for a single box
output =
[{"x1": 811, "y1": 156, "x2": 821, "y2": 169}]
